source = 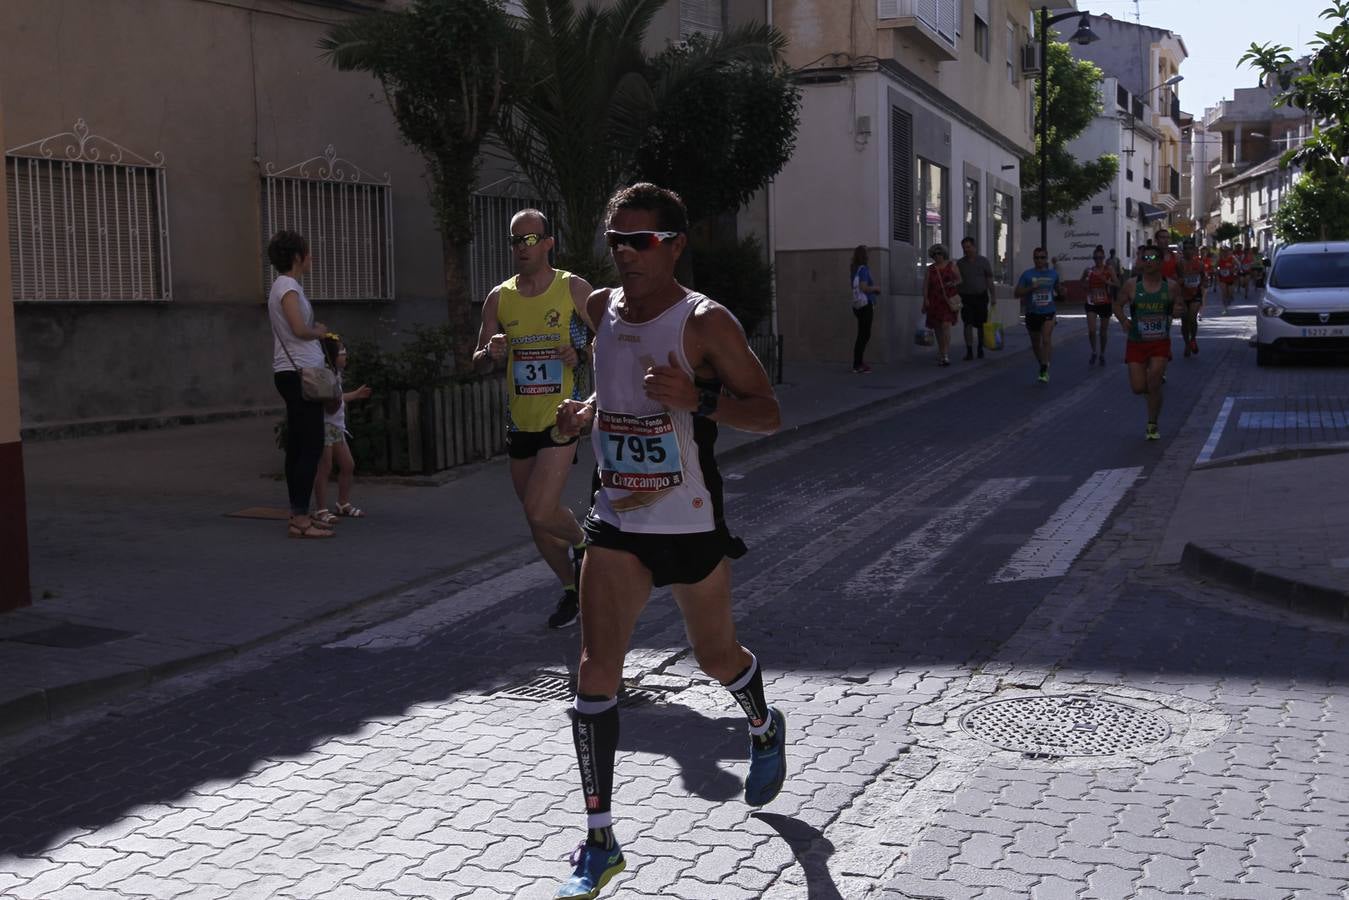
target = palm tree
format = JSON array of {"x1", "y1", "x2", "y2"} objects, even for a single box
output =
[
  {"x1": 495, "y1": 0, "x2": 785, "y2": 280},
  {"x1": 320, "y1": 0, "x2": 515, "y2": 372}
]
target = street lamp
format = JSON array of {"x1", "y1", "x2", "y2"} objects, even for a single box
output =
[{"x1": 1038, "y1": 6, "x2": 1099, "y2": 252}]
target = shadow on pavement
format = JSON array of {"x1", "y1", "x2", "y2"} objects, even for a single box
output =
[{"x1": 752, "y1": 813, "x2": 842, "y2": 900}]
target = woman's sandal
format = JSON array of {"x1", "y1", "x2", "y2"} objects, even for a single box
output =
[
  {"x1": 335, "y1": 503, "x2": 365, "y2": 518},
  {"x1": 288, "y1": 519, "x2": 335, "y2": 539},
  {"x1": 313, "y1": 509, "x2": 339, "y2": 527}
]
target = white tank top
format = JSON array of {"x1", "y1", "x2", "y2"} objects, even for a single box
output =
[{"x1": 590, "y1": 289, "x2": 722, "y2": 534}]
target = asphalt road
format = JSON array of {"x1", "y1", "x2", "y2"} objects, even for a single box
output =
[{"x1": 2, "y1": 294, "x2": 1348, "y2": 900}]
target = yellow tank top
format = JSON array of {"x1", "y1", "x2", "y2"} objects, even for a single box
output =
[{"x1": 498, "y1": 270, "x2": 578, "y2": 432}]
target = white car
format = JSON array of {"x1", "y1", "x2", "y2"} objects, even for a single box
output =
[{"x1": 1255, "y1": 241, "x2": 1349, "y2": 366}]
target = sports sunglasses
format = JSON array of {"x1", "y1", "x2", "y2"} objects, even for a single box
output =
[{"x1": 605, "y1": 230, "x2": 681, "y2": 252}]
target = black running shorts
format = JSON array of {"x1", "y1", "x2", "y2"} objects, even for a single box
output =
[
  {"x1": 582, "y1": 516, "x2": 748, "y2": 588},
  {"x1": 1025, "y1": 312, "x2": 1056, "y2": 333},
  {"x1": 505, "y1": 428, "x2": 578, "y2": 460}
]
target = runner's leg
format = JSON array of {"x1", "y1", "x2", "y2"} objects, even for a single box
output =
[
  {"x1": 673, "y1": 560, "x2": 785, "y2": 806},
  {"x1": 1145, "y1": 356, "x2": 1166, "y2": 424},
  {"x1": 1041, "y1": 318, "x2": 1056, "y2": 367},
  {"x1": 1087, "y1": 310, "x2": 1099, "y2": 358},
  {"x1": 573, "y1": 547, "x2": 653, "y2": 838},
  {"x1": 510, "y1": 451, "x2": 579, "y2": 588}
]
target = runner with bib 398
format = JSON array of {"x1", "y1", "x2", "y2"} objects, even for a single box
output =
[{"x1": 1115, "y1": 246, "x2": 1183, "y2": 441}]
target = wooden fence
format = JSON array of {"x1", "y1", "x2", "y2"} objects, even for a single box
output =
[{"x1": 352, "y1": 336, "x2": 783, "y2": 476}]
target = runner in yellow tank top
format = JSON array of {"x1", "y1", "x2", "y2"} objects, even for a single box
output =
[{"x1": 473, "y1": 209, "x2": 594, "y2": 629}]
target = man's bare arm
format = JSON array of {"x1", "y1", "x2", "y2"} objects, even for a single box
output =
[{"x1": 473, "y1": 288, "x2": 504, "y2": 373}]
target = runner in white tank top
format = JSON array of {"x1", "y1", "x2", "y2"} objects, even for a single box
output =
[{"x1": 549, "y1": 184, "x2": 788, "y2": 900}]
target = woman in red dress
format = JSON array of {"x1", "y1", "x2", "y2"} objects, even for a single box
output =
[{"x1": 923, "y1": 243, "x2": 962, "y2": 366}]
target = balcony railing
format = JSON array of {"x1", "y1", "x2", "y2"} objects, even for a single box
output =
[{"x1": 1167, "y1": 166, "x2": 1181, "y2": 199}]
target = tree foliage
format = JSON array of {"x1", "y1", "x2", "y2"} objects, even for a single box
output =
[
  {"x1": 496, "y1": 0, "x2": 791, "y2": 278},
  {"x1": 1241, "y1": 1, "x2": 1349, "y2": 179},
  {"x1": 1021, "y1": 41, "x2": 1119, "y2": 222},
  {"x1": 1213, "y1": 222, "x2": 1243, "y2": 244},
  {"x1": 1274, "y1": 173, "x2": 1349, "y2": 241},
  {"x1": 493, "y1": 0, "x2": 659, "y2": 281},
  {"x1": 319, "y1": 0, "x2": 516, "y2": 371},
  {"x1": 632, "y1": 32, "x2": 801, "y2": 225}
]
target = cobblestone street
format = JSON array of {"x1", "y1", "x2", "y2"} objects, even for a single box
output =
[{"x1": 2, "y1": 307, "x2": 1348, "y2": 899}]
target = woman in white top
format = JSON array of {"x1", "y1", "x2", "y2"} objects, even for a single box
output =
[{"x1": 267, "y1": 230, "x2": 333, "y2": 539}]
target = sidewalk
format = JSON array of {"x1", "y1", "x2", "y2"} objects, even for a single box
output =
[{"x1": 0, "y1": 323, "x2": 1061, "y2": 733}]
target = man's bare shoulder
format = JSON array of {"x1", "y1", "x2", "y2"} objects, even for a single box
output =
[{"x1": 688, "y1": 294, "x2": 746, "y2": 338}]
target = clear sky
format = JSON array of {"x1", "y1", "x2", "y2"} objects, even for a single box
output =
[{"x1": 1077, "y1": 0, "x2": 1333, "y2": 115}]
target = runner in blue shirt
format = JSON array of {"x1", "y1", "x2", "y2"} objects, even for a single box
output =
[{"x1": 1014, "y1": 247, "x2": 1065, "y2": 383}]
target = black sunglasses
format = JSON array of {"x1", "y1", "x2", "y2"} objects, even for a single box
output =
[
  {"x1": 605, "y1": 230, "x2": 680, "y2": 252},
  {"x1": 510, "y1": 233, "x2": 547, "y2": 248}
]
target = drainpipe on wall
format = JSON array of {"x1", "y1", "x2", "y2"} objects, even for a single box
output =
[{"x1": 0, "y1": 87, "x2": 33, "y2": 611}]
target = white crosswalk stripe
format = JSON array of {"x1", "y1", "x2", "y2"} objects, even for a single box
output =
[
  {"x1": 991, "y1": 466, "x2": 1143, "y2": 583},
  {"x1": 846, "y1": 477, "x2": 1035, "y2": 593}
]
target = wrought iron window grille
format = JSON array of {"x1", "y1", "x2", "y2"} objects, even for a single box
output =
[{"x1": 5, "y1": 119, "x2": 172, "y2": 302}]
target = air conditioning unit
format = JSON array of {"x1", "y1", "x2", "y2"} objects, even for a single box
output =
[{"x1": 1020, "y1": 42, "x2": 1041, "y2": 76}]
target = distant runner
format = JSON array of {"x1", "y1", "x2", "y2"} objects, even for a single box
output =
[
  {"x1": 1080, "y1": 244, "x2": 1118, "y2": 367},
  {"x1": 1014, "y1": 247, "x2": 1065, "y2": 383},
  {"x1": 1116, "y1": 245, "x2": 1183, "y2": 440},
  {"x1": 1177, "y1": 239, "x2": 1206, "y2": 357}
]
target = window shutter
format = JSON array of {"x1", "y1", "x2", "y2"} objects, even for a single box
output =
[
  {"x1": 877, "y1": 0, "x2": 901, "y2": 19},
  {"x1": 891, "y1": 107, "x2": 915, "y2": 244},
  {"x1": 974, "y1": 0, "x2": 989, "y2": 23},
  {"x1": 7, "y1": 150, "x2": 169, "y2": 302},
  {"x1": 954, "y1": 0, "x2": 963, "y2": 37},
  {"x1": 680, "y1": 0, "x2": 724, "y2": 37}
]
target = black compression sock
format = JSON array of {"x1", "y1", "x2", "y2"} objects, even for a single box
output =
[
  {"x1": 724, "y1": 653, "x2": 774, "y2": 746},
  {"x1": 572, "y1": 694, "x2": 619, "y2": 822}
]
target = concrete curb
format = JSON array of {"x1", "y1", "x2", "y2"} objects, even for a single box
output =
[
  {"x1": 1180, "y1": 542, "x2": 1349, "y2": 621},
  {"x1": 1193, "y1": 441, "x2": 1349, "y2": 471}
]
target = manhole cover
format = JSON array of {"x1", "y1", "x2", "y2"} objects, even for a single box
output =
[
  {"x1": 959, "y1": 694, "x2": 1171, "y2": 756},
  {"x1": 492, "y1": 671, "x2": 682, "y2": 708}
]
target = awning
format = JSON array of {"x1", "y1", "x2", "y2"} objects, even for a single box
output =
[{"x1": 1138, "y1": 201, "x2": 1169, "y2": 224}]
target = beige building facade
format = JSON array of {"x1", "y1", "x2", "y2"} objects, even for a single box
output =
[{"x1": 767, "y1": 0, "x2": 1040, "y2": 363}]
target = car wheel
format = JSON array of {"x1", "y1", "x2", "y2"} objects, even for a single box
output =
[{"x1": 1256, "y1": 345, "x2": 1275, "y2": 366}]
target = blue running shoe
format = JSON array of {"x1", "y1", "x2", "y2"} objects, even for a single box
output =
[
  {"x1": 555, "y1": 840, "x2": 626, "y2": 899},
  {"x1": 744, "y1": 707, "x2": 788, "y2": 807}
]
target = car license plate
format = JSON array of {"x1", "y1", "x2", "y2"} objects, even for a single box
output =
[{"x1": 1301, "y1": 327, "x2": 1347, "y2": 337}]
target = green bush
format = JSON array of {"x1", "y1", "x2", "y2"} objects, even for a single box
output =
[
  {"x1": 1275, "y1": 173, "x2": 1349, "y2": 243},
  {"x1": 690, "y1": 233, "x2": 774, "y2": 336}
]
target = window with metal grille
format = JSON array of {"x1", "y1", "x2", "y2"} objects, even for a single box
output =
[
  {"x1": 6, "y1": 119, "x2": 171, "y2": 302},
  {"x1": 261, "y1": 146, "x2": 392, "y2": 301},
  {"x1": 469, "y1": 195, "x2": 564, "y2": 304},
  {"x1": 680, "y1": 0, "x2": 724, "y2": 37},
  {"x1": 890, "y1": 107, "x2": 914, "y2": 244}
]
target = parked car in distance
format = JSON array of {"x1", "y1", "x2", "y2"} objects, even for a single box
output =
[{"x1": 1255, "y1": 241, "x2": 1349, "y2": 366}]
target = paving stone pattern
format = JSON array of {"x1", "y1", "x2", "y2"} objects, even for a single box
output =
[{"x1": 2, "y1": 314, "x2": 1348, "y2": 898}]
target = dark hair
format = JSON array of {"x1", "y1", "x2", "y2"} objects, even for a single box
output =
[
  {"x1": 511, "y1": 208, "x2": 550, "y2": 235},
  {"x1": 605, "y1": 182, "x2": 689, "y2": 233},
  {"x1": 268, "y1": 230, "x2": 309, "y2": 273},
  {"x1": 961, "y1": 237, "x2": 976, "y2": 248},
  {"x1": 319, "y1": 334, "x2": 344, "y2": 368},
  {"x1": 850, "y1": 245, "x2": 868, "y2": 276},
  {"x1": 1033, "y1": 247, "x2": 1047, "y2": 256},
  {"x1": 1093, "y1": 244, "x2": 1105, "y2": 254}
]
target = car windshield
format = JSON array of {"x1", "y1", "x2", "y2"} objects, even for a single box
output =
[{"x1": 1270, "y1": 250, "x2": 1349, "y2": 289}]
